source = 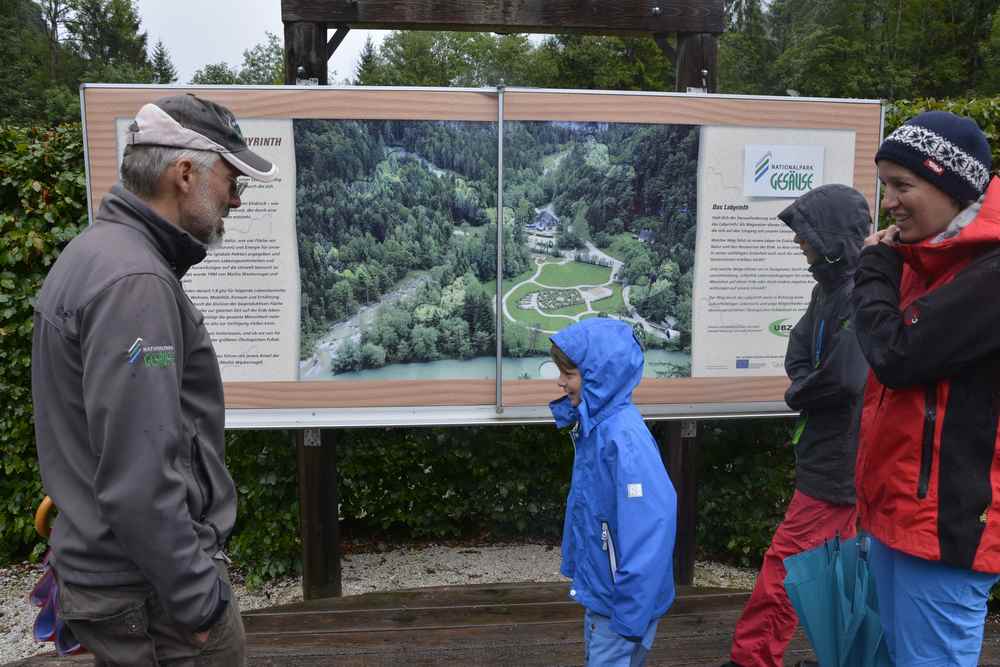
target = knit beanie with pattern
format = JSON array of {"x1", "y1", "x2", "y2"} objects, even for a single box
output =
[{"x1": 875, "y1": 110, "x2": 992, "y2": 204}]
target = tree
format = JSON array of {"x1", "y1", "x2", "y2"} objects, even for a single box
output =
[
  {"x1": 719, "y1": 0, "x2": 778, "y2": 94},
  {"x1": 355, "y1": 30, "x2": 672, "y2": 91},
  {"x1": 354, "y1": 36, "x2": 383, "y2": 85},
  {"x1": 0, "y1": 0, "x2": 50, "y2": 123},
  {"x1": 238, "y1": 31, "x2": 283, "y2": 85},
  {"x1": 715, "y1": 0, "x2": 1000, "y2": 99},
  {"x1": 38, "y1": 0, "x2": 73, "y2": 80},
  {"x1": 190, "y1": 32, "x2": 283, "y2": 85},
  {"x1": 410, "y1": 325, "x2": 440, "y2": 361},
  {"x1": 530, "y1": 35, "x2": 672, "y2": 90},
  {"x1": 65, "y1": 0, "x2": 152, "y2": 83},
  {"x1": 369, "y1": 31, "x2": 456, "y2": 87},
  {"x1": 979, "y1": 11, "x2": 1000, "y2": 94},
  {"x1": 150, "y1": 39, "x2": 176, "y2": 84},
  {"x1": 514, "y1": 197, "x2": 534, "y2": 229},
  {"x1": 360, "y1": 342, "x2": 387, "y2": 368},
  {"x1": 333, "y1": 339, "x2": 361, "y2": 373},
  {"x1": 190, "y1": 62, "x2": 239, "y2": 85}
]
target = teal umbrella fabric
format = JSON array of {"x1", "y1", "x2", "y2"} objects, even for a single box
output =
[{"x1": 783, "y1": 534, "x2": 892, "y2": 667}]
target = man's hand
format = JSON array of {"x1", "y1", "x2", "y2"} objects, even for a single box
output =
[
  {"x1": 864, "y1": 224, "x2": 899, "y2": 248},
  {"x1": 194, "y1": 630, "x2": 210, "y2": 645}
]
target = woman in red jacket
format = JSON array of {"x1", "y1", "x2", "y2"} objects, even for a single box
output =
[{"x1": 854, "y1": 110, "x2": 1000, "y2": 666}]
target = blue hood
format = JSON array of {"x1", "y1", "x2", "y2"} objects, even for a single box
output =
[{"x1": 549, "y1": 319, "x2": 644, "y2": 438}]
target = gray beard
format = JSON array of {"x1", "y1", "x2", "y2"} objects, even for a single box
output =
[{"x1": 204, "y1": 226, "x2": 225, "y2": 249}]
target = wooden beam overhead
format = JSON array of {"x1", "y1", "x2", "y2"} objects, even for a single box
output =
[
  {"x1": 281, "y1": 0, "x2": 725, "y2": 36},
  {"x1": 327, "y1": 26, "x2": 350, "y2": 59}
]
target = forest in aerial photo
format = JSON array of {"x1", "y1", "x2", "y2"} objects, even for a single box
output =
[{"x1": 294, "y1": 118, "x2": 698, "y2": 381}]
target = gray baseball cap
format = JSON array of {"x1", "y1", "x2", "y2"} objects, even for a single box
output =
[{"x1": 125, "y1": 94, "x2": 278, "y2": 181}]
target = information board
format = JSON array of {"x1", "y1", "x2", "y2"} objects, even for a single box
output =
[{"x1": 80, "y1": 85, "x2": 882, "y2": 427}]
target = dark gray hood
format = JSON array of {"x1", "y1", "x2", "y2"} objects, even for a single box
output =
[{"x1": 778, "y1": 183, "x2": 872, "y2": 271}]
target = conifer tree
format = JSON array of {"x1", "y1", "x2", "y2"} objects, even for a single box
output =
[{"x1": 150, "y1": 39, "x2": 176, "y2": 83}]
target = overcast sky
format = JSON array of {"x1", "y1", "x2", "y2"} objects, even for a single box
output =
[{"x1": 134, "y1": 0, "x2": 388, "y2": 84}]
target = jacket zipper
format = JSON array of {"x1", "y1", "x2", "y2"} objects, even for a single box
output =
[
  {"x1": 918, "y1": 383, "x2": 937, "y2": 499},
  {"x1": 601, "y1": 521, "x2": 618, "y2": 583}
]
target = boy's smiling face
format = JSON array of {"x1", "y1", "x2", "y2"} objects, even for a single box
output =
[{"x1": 557, "y1": 366, "x2": 583, "y2": 407}]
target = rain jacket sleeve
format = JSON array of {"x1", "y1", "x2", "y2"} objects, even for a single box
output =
[
  {"x1": 853, "y1": 243, "x2": 1000, "y2": 388},
  {"x1": 79, "y1": 273, "x2": 224, "y2": 631},
  {"x1": 605, "y1": 425, "x2": 677, "y2": 639},
  {"x1": 785, "y1": 287, "x2": 868, "y2": 411}
]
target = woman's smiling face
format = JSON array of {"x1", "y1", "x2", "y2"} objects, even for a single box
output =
[{"x1": 878, "y1": 160, "x2": 961, "y2": 243}]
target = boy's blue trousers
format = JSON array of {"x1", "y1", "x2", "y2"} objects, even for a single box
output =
[{"x1": 583, "y1": 608, "x2": 659, "y2": 667}]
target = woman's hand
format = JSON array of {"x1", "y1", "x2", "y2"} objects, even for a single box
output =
[{"x1": 864, "y1": 224, "x2": 899, "y2": 247}]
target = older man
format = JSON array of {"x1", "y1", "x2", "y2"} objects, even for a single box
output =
[{"x1": 32, "y1": 94, "x2": 277, "y2": 665}]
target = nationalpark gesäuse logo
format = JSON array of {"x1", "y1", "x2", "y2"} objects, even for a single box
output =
[
  {"x1": 744, "y1": 145, "x2": 824, "y2": 198},
  {"x1": 126, "y1": 337, "x2": 176, "y2": 368},
  {"x1": 754, "y1": 151, "x2": 771, "y2": 183}
]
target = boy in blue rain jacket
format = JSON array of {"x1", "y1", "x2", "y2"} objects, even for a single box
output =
[{"x1": 549, "y1": 318, "x2": 678, "y2": 667}]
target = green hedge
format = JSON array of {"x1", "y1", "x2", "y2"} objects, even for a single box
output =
[
  {"x1": 222, "y1": 425, "x2": 574, "y2": 588},
  {"x1": 697, "y1": 418, "x2": 795, "y2": 566},
  {"x1": 885, "y1": 98, "x2": 1000, "y2": 166},
  {"x1": 336, "y1": 425, "x2": 572, "y2": 539},
  {"x1": 0, "y1": 124, "x2": 87, "y2": 562},
  {"x1": 221, "y1": 419, "x2": 795, "y2": 584}
]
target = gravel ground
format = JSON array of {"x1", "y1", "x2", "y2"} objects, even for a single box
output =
[{"x1": 0, "y1": 542, "x2": 756, "y2": 664}]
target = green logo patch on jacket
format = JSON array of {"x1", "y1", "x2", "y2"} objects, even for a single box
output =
[
  {"x1": 143, "y1": 349, "x2": 176, "y2": 368},
  {"x1": 127, "y1": 338, "x2": 176, "y2": 368}
]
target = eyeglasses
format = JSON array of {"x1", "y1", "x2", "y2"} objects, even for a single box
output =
[{"x1": 208, "y1": 163, "x2": 249, "y2": 198}]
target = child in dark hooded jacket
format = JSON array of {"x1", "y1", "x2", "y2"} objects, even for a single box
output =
[
  {"x1": 550, "y1": 318, "x2": 677, "y2": 667},
  {"x1": 722, "y1": 183, "x2": 871, "y2": 667}
]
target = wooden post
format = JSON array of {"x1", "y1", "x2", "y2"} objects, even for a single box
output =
[
  {"x1": 675, "y1": 32, "x2": 718, "y2": 92},
  {"x1": 655, "y1": 420, "x2": 699, "y2": 586},
  {"x1": 651, "y1": 30, "x2": 715, "y2": 588},
  {"x1": 283, "y1": 21, "x2": 328, "y2": 85},
  {"x1": 296, "y1": 428, "x2": 341, "y2": 599}
]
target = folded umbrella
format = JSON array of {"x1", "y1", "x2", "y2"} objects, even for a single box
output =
[
  {"x1": 27, "y1": 549, "x2": 86, "y2": 656},
  {"x1": 837, "y1": 535, "x2": 891, "y2": 667},
  {"x1": 784, "y1": 533, "x2": 892, "y2": 667}
]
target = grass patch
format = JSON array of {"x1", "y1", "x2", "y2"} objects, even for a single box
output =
[
  {"x1": 546, "y1": 302, "x2": 589, "y2": 317},
  {"x1": 591, "y1": 283, "x2": 625, "y2": 314},
  {"x1": 601, "y1": 233, "x2": 635, "y2": 262},
  {"x1": 543, "y1": 303, "x2": 587, "y2": 317},
  {"x1": 541, "y1": 149, "x2": 569, "y2": 174},
  {"x1": 537, "y1": 261, "x2": 611, "y2": 288},
  {"x1": 503, "y1": 283, "x2": 579, "y2": 331},
  {"x1": 506, "y1": 281, "x2": 541, "y2": 307},
  {"x1": 486, "y1": 206, "x2": 515, "y2": 225},
  {"x1": 485, "y1": 267, "x2": 538, "y2": 299},
  {"x1": 513, "y1": 309, "x2": 577, "y2": 331}
]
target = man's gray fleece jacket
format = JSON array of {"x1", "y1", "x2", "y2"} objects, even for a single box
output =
[{"x1": 32, "y1": 184, "x2": 235, "y2": 631}]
